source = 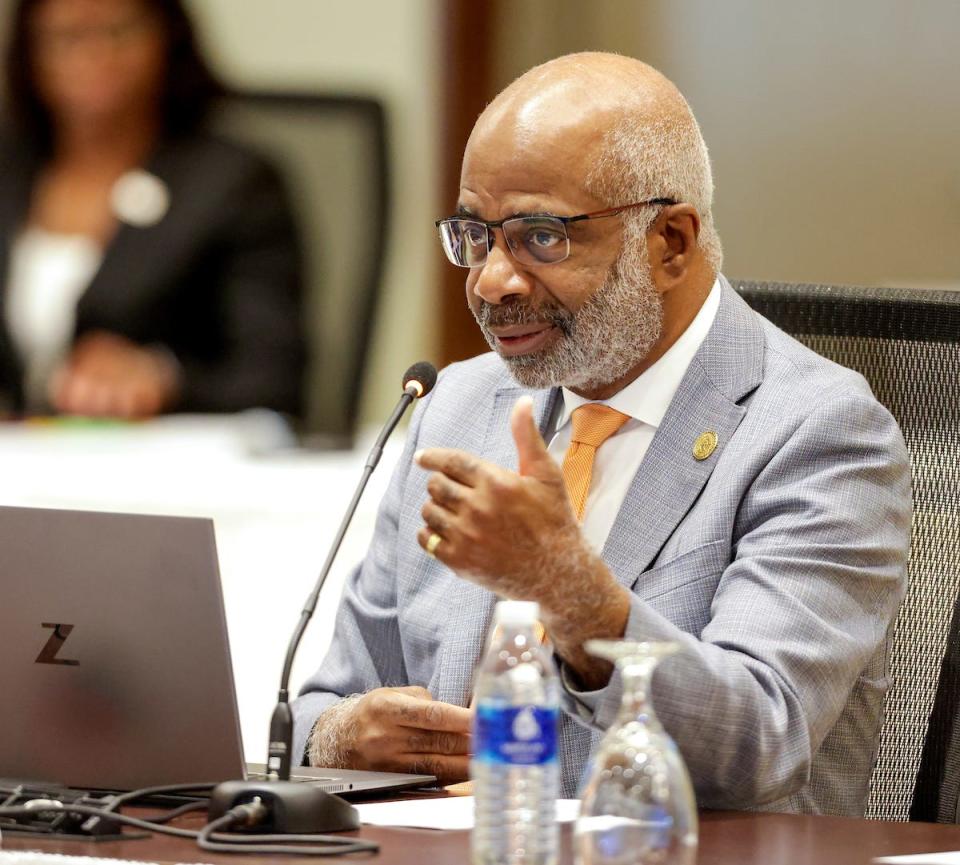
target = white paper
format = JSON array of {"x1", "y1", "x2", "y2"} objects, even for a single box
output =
[
  {"x1": 874, "y1": 853, "x2": 960, "y2": 864},
  {"x1": 0, "y1": 854, "x2": 210, "y2": 865},
  {"x1": 353, "y1": 796, "x2": 581, "y2": 830}
]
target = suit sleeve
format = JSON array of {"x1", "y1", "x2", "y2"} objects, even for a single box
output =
[
  {"x1": 173, "y1": 157, "x2": 306, "y2": 416},
  {"x1": 290, "y1": 392, "x2": 431, "y2": 762},
  {"x1": 560, "y1": 390, "x2": 911, "y2": 808}
]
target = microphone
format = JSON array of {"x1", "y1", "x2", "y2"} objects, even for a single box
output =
[
  {"x1": 401, "y1": 361, "x2": 436, "y2": 398},
  {"x1": 267, "y1": 361, "x2": 436, "y2": 777},
  {"x1": 209, "y1": 362, "x2": 437, "y2": 835},
  {"x1": 267, "y1": 361, "x2": 437, "y2": 781}
]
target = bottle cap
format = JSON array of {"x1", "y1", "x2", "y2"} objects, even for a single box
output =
[{"x1": 493, "y1": 600, "x2": 540, "y2": 626}]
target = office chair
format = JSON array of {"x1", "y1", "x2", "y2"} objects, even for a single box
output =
[
  {"x1": 734, "y1": 279, "x2": 960, "y2": 822},
  {"x1": 912, "y1": 585, "x2": 960, "y2": 822},
  {"x1": 212, "y1": 91, "x2": 389, "y2": 446}
]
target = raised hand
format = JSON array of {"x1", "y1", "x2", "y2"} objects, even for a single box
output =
[
  {"x1": 415, "y1": 396, "x2": 582, "y2": 601},
  {"x1": 415, "y1": 396, "x2": 631, "y2": 689}
]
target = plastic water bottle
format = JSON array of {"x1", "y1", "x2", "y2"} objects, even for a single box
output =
[{"x1": 472, "y1": 600, "x2": 560, "y2": 865}]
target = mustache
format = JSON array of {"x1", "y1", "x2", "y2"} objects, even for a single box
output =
[{"x1": 475, "y1": 300, "x2": 573, "y2": 335}]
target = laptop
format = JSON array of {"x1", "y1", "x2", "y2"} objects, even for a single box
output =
[{"x1": 0, "y1": 505, "x2": 434, "y2": 798}]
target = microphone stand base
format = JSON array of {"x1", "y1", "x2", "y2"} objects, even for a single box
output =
[{"x1": 208, "y1": 780, "x2": 360, "y2": 833}]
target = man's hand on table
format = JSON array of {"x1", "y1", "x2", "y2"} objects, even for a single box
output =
[
  {"x1": 415, "y1": 396, "x2": 631, "y2": 691},
  {"x1": 308, "y1": 686, "x2": 472, "y2": 784}
]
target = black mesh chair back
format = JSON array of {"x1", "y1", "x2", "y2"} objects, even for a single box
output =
[
  {"x1": 212, "y1": 91, "x2": 389, "y2": 446},
  {"x1": 734, "y1": 280, "x2": 960, "y2": 821},
  {"x1": 912, "y1": 586, "x2": 960, "y2": 821}
]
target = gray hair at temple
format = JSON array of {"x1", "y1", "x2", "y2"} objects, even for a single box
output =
[{"x1": 585, "y1": 78, "x2": 724, "y2": 276}]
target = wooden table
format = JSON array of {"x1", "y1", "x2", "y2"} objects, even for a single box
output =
[
  {"x1": 6, "y1": 808, "x2": 960, "y2": 865},
  {"x1": 698, "y1": 810, "x2": 960, "y2": 864}
]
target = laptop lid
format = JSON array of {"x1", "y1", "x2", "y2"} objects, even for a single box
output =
[
  {"x1": 0, "y1": 505, "x2": 435, "y2": 797},
  {"x1": 0, "y1": 505, "x2": 249, "y2": 790}
]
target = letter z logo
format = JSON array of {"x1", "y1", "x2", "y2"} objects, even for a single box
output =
[{"x1": 36, "y1": 623, "x2": 80, "y2": 666}]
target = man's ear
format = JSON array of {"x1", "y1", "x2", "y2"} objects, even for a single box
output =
[{"x1": 647, "y1": 204, "x2": 702, "y2": 290}]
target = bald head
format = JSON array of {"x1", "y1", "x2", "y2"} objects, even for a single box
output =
[
  {"x1": 478, "y1": 53, "x2": 682, "y2": 142},
  {"x1": 465, "y1": 52, "x2": 722, "y2": 274}
]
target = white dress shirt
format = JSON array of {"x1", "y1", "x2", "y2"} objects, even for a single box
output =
[
  {"x1": 6, "y1": 228, "x2": 102, "y2": 409},
  {"x1": 546, "y1": 278, "x2": 721, "y2": 551}
]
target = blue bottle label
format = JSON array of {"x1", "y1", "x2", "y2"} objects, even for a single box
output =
[{"x1": 474, "y1": 704, "x2": 559, "y2": 766}]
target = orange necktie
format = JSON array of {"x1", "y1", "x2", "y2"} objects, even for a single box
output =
[
  {"x1": 561, "y1": 403, "x2": 631, "y2": 520},
  {"x1": 480, "y1": 406, "x2": 628, "y2": 663}
]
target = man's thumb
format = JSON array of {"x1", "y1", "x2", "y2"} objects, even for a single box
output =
[{"x1": 511, "y1": 396, "x2": 555, "y2": 479}]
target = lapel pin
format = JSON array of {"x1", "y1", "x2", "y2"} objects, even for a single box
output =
[
  {"x1": 111, "y1": 170, "x2": 170, "y2": 228},
  {"x1": 693, "y1": 431, "x2": 718, "y2": 461}
]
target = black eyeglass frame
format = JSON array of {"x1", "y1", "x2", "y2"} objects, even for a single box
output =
[{"x1": 435, "y1": 197, "x2": 677, "y2": 268}]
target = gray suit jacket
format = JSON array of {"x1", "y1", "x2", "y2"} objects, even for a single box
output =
[{"x1": 293, "y1": 277, "x2": 911, "y2": 815}]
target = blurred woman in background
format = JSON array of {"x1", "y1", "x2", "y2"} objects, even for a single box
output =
[{"x1": 0, "y1": 0, "x2": 305, "y2": 419}]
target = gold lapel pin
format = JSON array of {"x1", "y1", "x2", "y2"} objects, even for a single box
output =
[{"x1": 693, "y1": 431, "x2": 718, "y2": 461}]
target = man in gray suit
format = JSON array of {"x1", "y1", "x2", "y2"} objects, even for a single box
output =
[{"x1": 293, "y1": 53, "x2": 911, "y2": 815}]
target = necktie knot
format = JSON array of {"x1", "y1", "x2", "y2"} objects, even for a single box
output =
[{"x1": 569, "y1": 403, "x2": 631, "y2": 448}]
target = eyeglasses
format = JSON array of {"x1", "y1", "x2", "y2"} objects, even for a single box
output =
[{"x1": 435, "y1": 198, "x2": 675, "y2": 268}]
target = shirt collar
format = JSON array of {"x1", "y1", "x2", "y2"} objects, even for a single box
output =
[{"x1": 556, "y1": 277, "x2": 722, "y2": 431}]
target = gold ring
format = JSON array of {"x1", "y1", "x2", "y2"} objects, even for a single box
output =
[{"x1": 426, "y1": 532, "x2": 443, "y2": 557}]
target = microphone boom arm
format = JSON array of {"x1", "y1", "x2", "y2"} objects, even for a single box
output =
[{"x1": 267, "y1": 385, "x2": 423, "y2": 781}]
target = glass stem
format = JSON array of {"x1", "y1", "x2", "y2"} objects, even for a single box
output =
[{"x1": 615, "y1": 659, "x2": 661, "y2": 729}]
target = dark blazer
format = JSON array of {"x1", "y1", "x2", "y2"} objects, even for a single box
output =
[{"x1": 0, "y1": 128, "x2": 306, "y2": 416}]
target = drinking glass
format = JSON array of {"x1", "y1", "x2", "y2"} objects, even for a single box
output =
[{"x1": 573, "y1": 640, "x2": 697, "y2": 865}]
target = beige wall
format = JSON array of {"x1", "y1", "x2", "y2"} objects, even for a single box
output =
[
  {"x1": 493, "y1": 0, "x2": 960, "y2": 289},
  {"x1": 9, "y1": 0, "x2": 955, "y2": 422},
  {"x1": 185, "y1": 0, "x2": 442, "y2": 423}
]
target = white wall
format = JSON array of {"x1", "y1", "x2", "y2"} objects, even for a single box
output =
[{"x1": 185, "y1": 0, "x2": 442, "y2": 422}]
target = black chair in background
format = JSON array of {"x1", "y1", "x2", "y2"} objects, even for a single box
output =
[
  {"x1": 213, "y1": 92, "x2": 389, "y2": 447},
  {"x1": 734, "y1": 280, "x2": 960, "y2": 822}
]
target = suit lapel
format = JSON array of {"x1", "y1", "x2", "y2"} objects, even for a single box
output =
[
  {"x1": 74, "y1": 143, "x2": 181, "y2": 334},
  {"x1": 432, "y1": 382, "x2": 558, "y2": 706},
  {"x1": 433, "y1": 279, "x2": 766, "y2": 699},
  {"x1": 601, "y1": 368, "x2": 745, "y2": 584},
  {"x1": 602, "y1": 278, "x2": 766, "y2": 584}
]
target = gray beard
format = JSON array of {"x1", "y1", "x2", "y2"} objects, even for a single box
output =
[{"x1": 473, "y1": 239, "x2": 663, "y2": 393}]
